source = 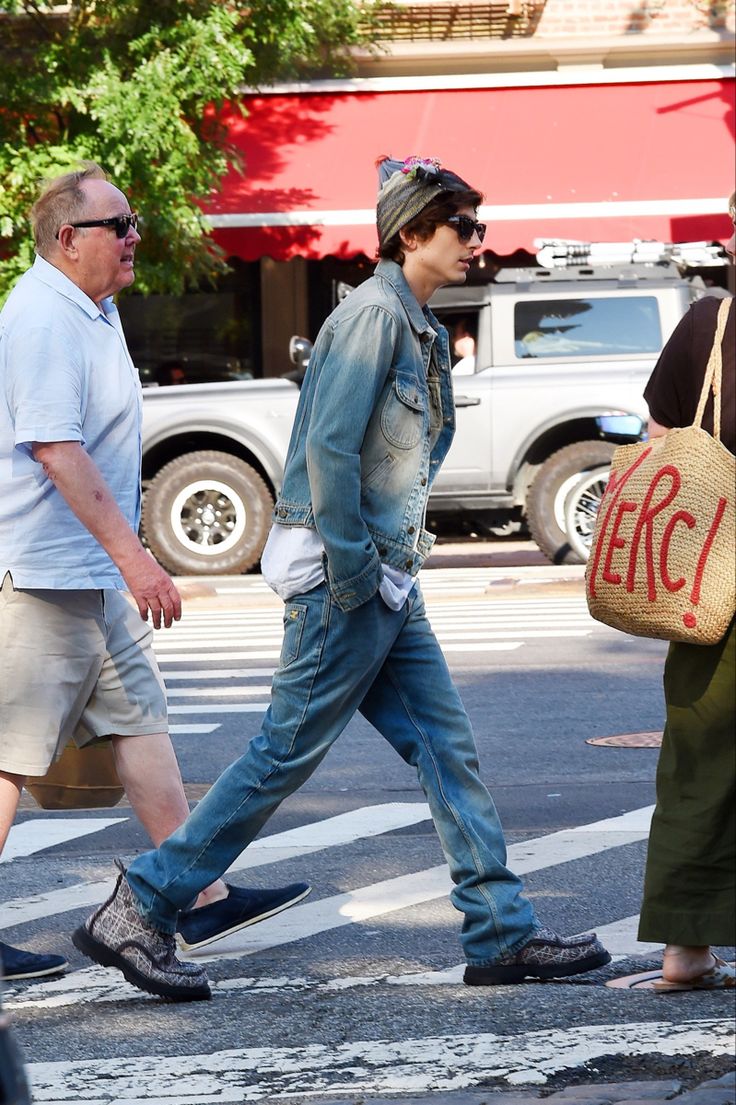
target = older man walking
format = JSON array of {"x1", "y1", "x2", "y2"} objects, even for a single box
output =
[{"x1": 0, "y1": 164, "x2": 308, "y2": 984}]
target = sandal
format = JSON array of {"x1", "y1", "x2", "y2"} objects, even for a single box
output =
[{"x1": 652, "y1": 955, "x2": 735, "y2": 993}]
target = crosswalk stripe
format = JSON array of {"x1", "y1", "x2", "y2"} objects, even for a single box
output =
[
  {"x1": 23, "y1": 1018, "x2": 734, "y2": 1099},
  {"x1": 434, "y1": 642, "x2": 523, "y2": 652},
  {"x1": 156, "y1": 651, "x2": 282, "y2": 661},
  {"x1": 0, "y1": 804, "x2": 431, "y2": 931},
  {"x1": 168, "y1": 703, "x2": 269, "y2": 714},
  {"x1": 2, "y1": 818, "x2": 127, "y2": 864},
  {"x1": 594, "y1": 913, "x2": 664, "y2": 960},
  {"x1": 157, "y1": 638, "x2": 288, "y2": 648},
  {"x1": 169, "y1": 723, "x2": 220, "y2": 734},
  {"x1": 167, "y1": 686, "x2": 273, "y2": 698},
  {"x1": 162, "y1": 668, "x2": 276, "y2": 680},
  {"x1": 437, "y1": 628, "x2": 591, "y2": 640}
]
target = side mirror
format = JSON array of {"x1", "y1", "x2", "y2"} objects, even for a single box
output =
[{"x1": 288, "y1": 336, "x2": 312, "y2": 368}]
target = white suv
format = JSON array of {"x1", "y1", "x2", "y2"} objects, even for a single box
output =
[{"x1": 428, "y1": 261, "x2": 705, "y2": 562}]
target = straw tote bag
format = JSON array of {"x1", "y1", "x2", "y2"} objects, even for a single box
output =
[
  {"x1": 585, "y1": 296, "x2": 735, "y2": 645},
  {"x1": 26, "y1": 741, "x2": 124, "y2": 810}
]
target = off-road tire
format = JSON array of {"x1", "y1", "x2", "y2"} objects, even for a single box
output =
[
  {"x1": 526, "y1": 441, "x2": 616, "y2": 565},
  {"x1": 141, "y1": 450, "x2": 274, "y2": 575}
]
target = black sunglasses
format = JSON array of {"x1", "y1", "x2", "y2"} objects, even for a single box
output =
[
  {"x1": 56, "y1": 213, "x2": 139, "y2": 240},
  {"x1": 444, "y1": 214, "x2": 486, "y2": 245}
]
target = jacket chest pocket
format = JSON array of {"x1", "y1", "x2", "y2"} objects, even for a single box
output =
[{"x1": 380, "y1": 373, "x2": 426, "y2": 450}]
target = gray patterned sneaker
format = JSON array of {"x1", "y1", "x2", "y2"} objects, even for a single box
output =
[
  {"x1": 72, "y1": 865, "x2": 211, "y2": 1002},
  {"x1": 464, "y1": 927, "x2": 611, "y2": 985}
]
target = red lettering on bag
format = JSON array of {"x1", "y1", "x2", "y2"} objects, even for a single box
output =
[
  {"x1": 625, "y1": 465, "x2": 681, "y2": 602},
  {"x1": 659, "y1": 510, "x2": 696, "y2": 593},
  {"x1": 588, "y1": 447, "x2": 653, "y2": 598},
  {"x1": 690, "y1": 496, "x2": 728, "y2": 607},
  {"x1": 602, "y1": 500, "x2": 637, "y2": 585}
]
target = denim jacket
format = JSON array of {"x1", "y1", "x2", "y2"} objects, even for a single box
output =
[{"x1": 272, "y1": 260, "x2": 456, "y2": 611}]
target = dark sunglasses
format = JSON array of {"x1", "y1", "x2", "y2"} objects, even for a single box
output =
[
  {"x1": 56, "y1": 213, "x2": 139, "y2": 240},
  {"x1": 444, "y1": 214, "x2": 486, "y2": 245}
]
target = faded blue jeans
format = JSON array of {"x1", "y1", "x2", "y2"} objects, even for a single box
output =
[{"x1": 127, "y1": 582, "x2": 537, "y2": 966}]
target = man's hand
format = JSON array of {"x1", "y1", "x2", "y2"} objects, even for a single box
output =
[{"x1": 118, "y1": 547, "x2": 182, "y2": 629}]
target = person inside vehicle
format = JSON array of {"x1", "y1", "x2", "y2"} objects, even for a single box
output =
[{"x1": 450, "y1": 316, "x2": 476, "y2": 374}]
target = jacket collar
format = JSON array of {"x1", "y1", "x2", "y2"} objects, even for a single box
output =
[{"x1": 374, "y1": 260, "x2": 437, "y2": 338}]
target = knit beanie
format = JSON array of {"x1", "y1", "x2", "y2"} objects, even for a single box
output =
[{"x1": 376, "y1": 156, "x2": 473, "y2": 247}]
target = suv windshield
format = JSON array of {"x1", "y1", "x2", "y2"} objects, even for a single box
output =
[{"x1": 514, "y1": 295, "x2": 662, "y2": 359}]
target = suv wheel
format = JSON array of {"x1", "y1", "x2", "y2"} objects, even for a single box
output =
[
  {"x1": 564, "y1": 465, "x2": 611, "y2": 563},
  {"x1": 526, "y1": 441, "x2": 616, "y2": 565},
  {"x1": 142, "y1": 451, "x2": 274, "y2": 575}
]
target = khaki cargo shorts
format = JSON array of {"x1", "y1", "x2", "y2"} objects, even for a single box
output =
[{"x1": 0, "y1": 573, "x2": 168, "y2": 776}]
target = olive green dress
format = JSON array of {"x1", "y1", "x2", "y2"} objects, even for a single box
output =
[{"x1": 638, "y1": 295, "x2": 735, "y2": 947}]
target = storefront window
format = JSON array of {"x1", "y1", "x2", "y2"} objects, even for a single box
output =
[{"x1": 118, "y1": 260, "x2": 261, "y2": 386}]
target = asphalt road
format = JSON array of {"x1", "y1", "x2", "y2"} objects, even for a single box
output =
[{"x1": 3, "y1": 542, "x2": 734, "y2": 1101}]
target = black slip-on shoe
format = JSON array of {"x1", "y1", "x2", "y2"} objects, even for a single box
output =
[
  {"x1": 464, "y1": 927, "x2": 611, "y2": 985},
  {"x1": 0, "y1": 942, "x2": 68, "y2": 981},
  {"x1": 177, "y1": 881, "x2": 311, "y2": 952}
]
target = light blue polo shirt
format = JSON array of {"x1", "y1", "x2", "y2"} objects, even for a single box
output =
[{"x1": 0, "y1": 256, "x2": 142, "y2": 589}]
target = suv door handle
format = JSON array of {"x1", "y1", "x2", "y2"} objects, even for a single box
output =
[{"x1": 454, "y1": 395, "x2": 481, "y2": 407}]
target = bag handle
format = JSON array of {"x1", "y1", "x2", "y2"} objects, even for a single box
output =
[{"x1": 693, "y1": 297, "x2": 733, "y2": 440}]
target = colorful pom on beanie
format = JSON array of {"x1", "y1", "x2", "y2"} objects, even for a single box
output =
[{"x1": 376, "y1": 155, "x2": 472, "y2": 246}]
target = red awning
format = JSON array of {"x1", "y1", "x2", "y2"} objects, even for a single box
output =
[{"x1": 206, "y1": 74, "x2": 735, "y2": 261}]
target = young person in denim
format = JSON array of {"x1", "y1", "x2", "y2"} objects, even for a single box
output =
[{"x1": 74, "y1": 156, "x2": 610, "y2": 1001}]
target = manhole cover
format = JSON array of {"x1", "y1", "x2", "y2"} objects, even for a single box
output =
[{"x1": 586, "y1": 731, "x2": 663, "y2": 748}]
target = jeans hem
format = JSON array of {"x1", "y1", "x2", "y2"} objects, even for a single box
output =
[
  {"x1": 127, "y1": 873, "x2": 177, "y2": 935},
  {"x1": 464, "y1": 926, "x2": 538, "y2": 968}
]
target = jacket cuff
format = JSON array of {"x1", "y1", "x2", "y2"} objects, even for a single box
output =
[{"x1": 326, "y1": 551, "x2": 383, "y2": 612}]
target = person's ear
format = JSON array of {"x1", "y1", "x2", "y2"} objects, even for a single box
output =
[
  {"x1": 399, "y1": 227, "x2": 418, "y2": 253},
  {"x1": 56, "y1": 225, "x2": 80, "y2": 256}
]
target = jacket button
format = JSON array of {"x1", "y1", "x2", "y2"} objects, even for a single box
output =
[
  {"x1": 421, "y1": 477, "x2": 427, "y2": 486},
  {"x1": 378, "y1": 546, "x2": 387, "y2": 556},
  {"x1": 405, "y1": 560, "x2": 413, "y2": 569},
  {"x1": 407, "y1": 526, "x2": 415, "y2": 535}
]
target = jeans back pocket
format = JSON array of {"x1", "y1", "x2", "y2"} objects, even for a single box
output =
[{"x1": 280, "y1": 602, "x2": 308, "y2": 669}]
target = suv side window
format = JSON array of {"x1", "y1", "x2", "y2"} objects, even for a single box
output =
[
  {"x1": 432, "y1": 308, "x2": 481, "y2": 374},
  {"x1": 513, "y1": 295, "x2": 662, "y2": 359}
]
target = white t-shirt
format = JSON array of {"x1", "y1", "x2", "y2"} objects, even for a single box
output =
[{"x1": 261, "y1": 524, "x2": 415, "y2": 611}]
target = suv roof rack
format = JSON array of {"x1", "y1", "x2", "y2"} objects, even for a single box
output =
[
  {"x1": 533, "y1": 238, "x2": 728, "y2": 270},
  {"x1": 493, "y1": 263, "x2": 685, "y2": 284}
]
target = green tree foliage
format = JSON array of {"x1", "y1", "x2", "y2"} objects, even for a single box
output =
[{"x1": 0, "y1": 1, "x2": 374, "y2": 300}]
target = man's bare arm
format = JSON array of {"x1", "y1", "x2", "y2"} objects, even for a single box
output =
[{"x1": 32, "y1": 440, "x2": 181, "y2": 628}]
